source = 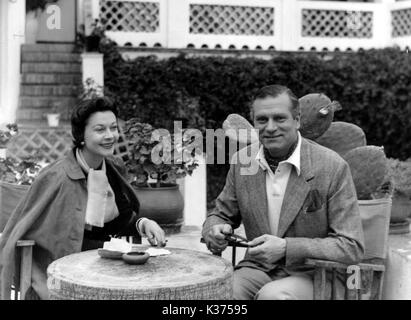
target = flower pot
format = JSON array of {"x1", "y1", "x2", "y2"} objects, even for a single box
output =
[
  {"x1": 46, "y1": 113, "x2": 60, "y2": 127},
  {"x1": 358, "y1": 198, "x2": 392, "y2": 260},
  {"x1": 0, "y1": 181, "x2": 29, "y2": 231},
  {"x1": 133, "y1": 183, "x2": 184, "y2": 234},
  {"x1": 122, "y1": 251, "x2": 150, "y2": 265},
  {"x1": 389, "y1": 195, "x2": 411, "y2": 234}
]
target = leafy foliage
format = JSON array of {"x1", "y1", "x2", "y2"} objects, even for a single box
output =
[
  {"x1": 123, "y1": 119, "x2": 200, "y2": 188},
  {"x1": 0, "y1": 124, "x2": 18, "y2": 148},
  {"x1": 78, "y1": 78, "x2": 104, "y2": 100},
  {"x1": 26, "y1": 0, "x2": 58, "y2": 13},
  {"x1": 386, "y1": 158, "x2": 411, "y2": 198},
  {"x1": 100, "y1": 42, "x2": 411, "y2": 206},
  {"x1": 0, "y1": 154, "x2": 47, "y2": 185}
]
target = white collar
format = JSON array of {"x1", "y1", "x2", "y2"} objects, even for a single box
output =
[{"x1": 256, "y1": 131, "x2": 302, "y2": 176}]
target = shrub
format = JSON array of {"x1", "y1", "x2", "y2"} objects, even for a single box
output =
[{"x1": 100, "y1": 42, "x2": 411, "y2": 206}]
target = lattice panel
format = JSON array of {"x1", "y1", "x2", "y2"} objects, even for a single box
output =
[
  {"x1": 113, "y1": 125, "x2": 131, "y2": 162},
  {"x1": 100, "y1": 0, "x2": 159, "y2": 32},
  {"x1": 392, "y1": 8, "x2": 411, "y2": 37},
  {"x1": 6, "y1": 128, "x2": 73, "y2": 163},
  {"x1": 190, "y1": 4, "x2": 274, "y2": 35},
  {"x1": 6, "y1": 126, "x2": 131, "y2": 163},
  {"x1": 302, "y1": 9, "x2": 373, "y2": 38}
]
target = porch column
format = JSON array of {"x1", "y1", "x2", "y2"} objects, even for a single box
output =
[
  {"x1": 0, "y1": 0, "x2": 9, "y2": 126},
  {"x1": 0, "y1": 0, "x2": 26, "y2": 125}
]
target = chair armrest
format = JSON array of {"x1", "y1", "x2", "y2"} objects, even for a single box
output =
[
  {"x1": 305, "y1": 258, "x2": 350, "y2": 270},
  {"x1": 15, "y1": 240, "x2": 35, "y2": 300},
  {"x1": 16, "y1": 240, "x2": 35, "y2": 247},
  {"x1": 305, "y1": 258, "x2": 385, "y2": 272}
]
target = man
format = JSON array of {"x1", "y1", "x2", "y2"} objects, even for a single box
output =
[{"x1": 202, "y1": 85, "x2": 364, "y2": 300}]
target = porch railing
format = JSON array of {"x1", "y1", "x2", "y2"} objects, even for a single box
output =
[{"x1": 84, "y1": 0, "x2": 411, "y2": 51}]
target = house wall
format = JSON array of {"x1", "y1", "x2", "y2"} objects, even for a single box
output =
[
  {"x1": 91, "y1": 0, "x2": 411, "y2": 51},
  {"x1": 0, "y1": 0, "x2": 25, "y2": 126},
  {"x1": 0, "y1": 0, "x2": 7, "y2": 126}
]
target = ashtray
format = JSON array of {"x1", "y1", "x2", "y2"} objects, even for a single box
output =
[{"x1": 122, "y1": 251, "x2": 150, "y2": 265}]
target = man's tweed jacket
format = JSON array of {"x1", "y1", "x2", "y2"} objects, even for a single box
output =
[{"x1": 202, "y1": 137, "x2": 365, "y2": 273}]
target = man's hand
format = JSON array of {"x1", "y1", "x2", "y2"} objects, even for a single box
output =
[
  {"x1": 247, "y1": 235, "x2": 286, "y2": 264},
  {"x1": 204, "y1": 224, "x2": 233, "y2": 254},
  {"x1": 141, "y1": 219, "x2": 166, "y2": 247}
]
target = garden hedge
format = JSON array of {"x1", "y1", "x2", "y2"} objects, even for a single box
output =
[{"x1": 101, "y1": 41, "x2": 411, "y2": 208}]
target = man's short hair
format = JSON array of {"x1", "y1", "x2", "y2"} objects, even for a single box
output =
[{"x1": 249, "y1": 85, "x2": 300, "y2": 120}]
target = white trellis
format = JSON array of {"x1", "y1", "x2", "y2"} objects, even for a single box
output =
[{"x1": 83, "y1": 0, "x2": 411, "y2": 51}]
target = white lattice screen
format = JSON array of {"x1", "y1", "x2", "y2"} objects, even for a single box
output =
[
  {"x1": 6, "y1": 126, "x2": 130, "y2": 163},
  {"x1": 189, "y1": 4, "x2": 274, "y2": 36},
  {"x1": 100, "y1": 0, "x2": 160, "y2": 33},
  {"x1": 302, "y1": 9, "x2": 373, "y2": 38},
  {"x1": 6, "y1": 127, "x2": 73, "y2": 162},
  {"x1": 392, "y1": 8, "x2": 411, "y2": 37}
]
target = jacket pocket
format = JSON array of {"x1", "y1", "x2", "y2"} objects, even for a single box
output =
[{"x1": 303, "y1": 189, "x2": 324, "y2": 213}]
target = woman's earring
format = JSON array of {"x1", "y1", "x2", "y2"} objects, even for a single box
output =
[{"x1": 81, "y1": 141, "x2": 85, "y2": 146}]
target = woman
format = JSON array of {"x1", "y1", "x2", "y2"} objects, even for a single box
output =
[{"x1": 0, "y1": 97, "x2": 165, "y2": 300}]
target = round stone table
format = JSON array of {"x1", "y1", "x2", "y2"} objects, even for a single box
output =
[{"x1": 47, "y1": 246, "x2": 233, "y2": 300}]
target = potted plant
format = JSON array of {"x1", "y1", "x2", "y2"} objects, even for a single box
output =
[
  {"x1": 46, "y1": 102, "x2": 61, "y2": 127},
  {"x1": 77, "y1": 19, "x2": 106, "y2": 52},
  {"x1": 298, "y1": 93, "x2": 392, "y2": 261},
  {"x1": 0, "y1": 124, "x2": 18, "y2": 159},
  {"x1": 0, "y1": 153, "x2": 47, "y2": 231},
  {"x1": 25, "y1": 0, "x2": 58, "y2": 44},
  {"x1": 79, "y1": 78, "x2": 104, "y2": 100},
  {"x1": 122, "y1": 118, "x2": 200, "y2": 233},
  {"x1": 385, "y1": 158, "x2": 411, "y2": 234}
]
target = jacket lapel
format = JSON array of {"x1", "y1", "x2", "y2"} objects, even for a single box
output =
[
  {"x1": 277, "y1": 139, "x2": 314, "y2": 238},
  {"x1": 244, "y1": 162, "x2": 271, "y2": 235}
]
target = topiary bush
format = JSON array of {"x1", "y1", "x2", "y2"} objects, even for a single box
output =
[{"x1": 100, "y1": 41, "x2": 411, "y2": 207}]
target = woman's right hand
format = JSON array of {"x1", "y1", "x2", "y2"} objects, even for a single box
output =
[{"x1": 141, "y1": 219, "x2": 166, "y2": 247}]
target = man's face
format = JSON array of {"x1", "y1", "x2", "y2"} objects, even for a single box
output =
[{"x1": 252, "y1": 93, "x2": 300, "y2": 157}]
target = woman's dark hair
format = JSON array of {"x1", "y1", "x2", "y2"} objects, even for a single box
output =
[{"x1": 71, "y1": 97, "x2": 119, "y2": 148}]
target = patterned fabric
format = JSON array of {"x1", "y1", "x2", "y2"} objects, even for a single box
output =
[
  {"x1": 76, "y1": 149, "x2": 119, "y2": 228},
  {"x1": 263, "y1": 139, "x2": 299, "y2": 173},
  {"x1": 203, "y1": 138, "x2": 365, "y2": 274}
]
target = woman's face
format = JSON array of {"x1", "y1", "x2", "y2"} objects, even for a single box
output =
[{"x1": 82, "y1": 111, "x2": 119, "y2": 161}]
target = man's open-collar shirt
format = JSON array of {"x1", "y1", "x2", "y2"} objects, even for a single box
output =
[{"x1": 255, "y1": 131, "x2": 302, "y2": 236}]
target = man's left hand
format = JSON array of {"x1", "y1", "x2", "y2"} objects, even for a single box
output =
[{"x1": 247, "y1": 235, "x2": 286, "y2": 264}]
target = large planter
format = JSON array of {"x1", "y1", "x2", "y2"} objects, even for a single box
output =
[
  {"x1": 133, "y1": 183, "x2": 184, "y2": 234},
  {"x1": 358, "y1": 198, "x2": 392, "y2": 260},
  {"x1": 389, "y1": 194, "x2": 411, "y2": 234},
  {"x1": 0, "y1": 181, "x2": 29, "y2": 231}
]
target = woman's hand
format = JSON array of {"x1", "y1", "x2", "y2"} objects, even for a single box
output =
[{"x1": 141, "y1": 219, "x2": 166, "y2": 247}]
